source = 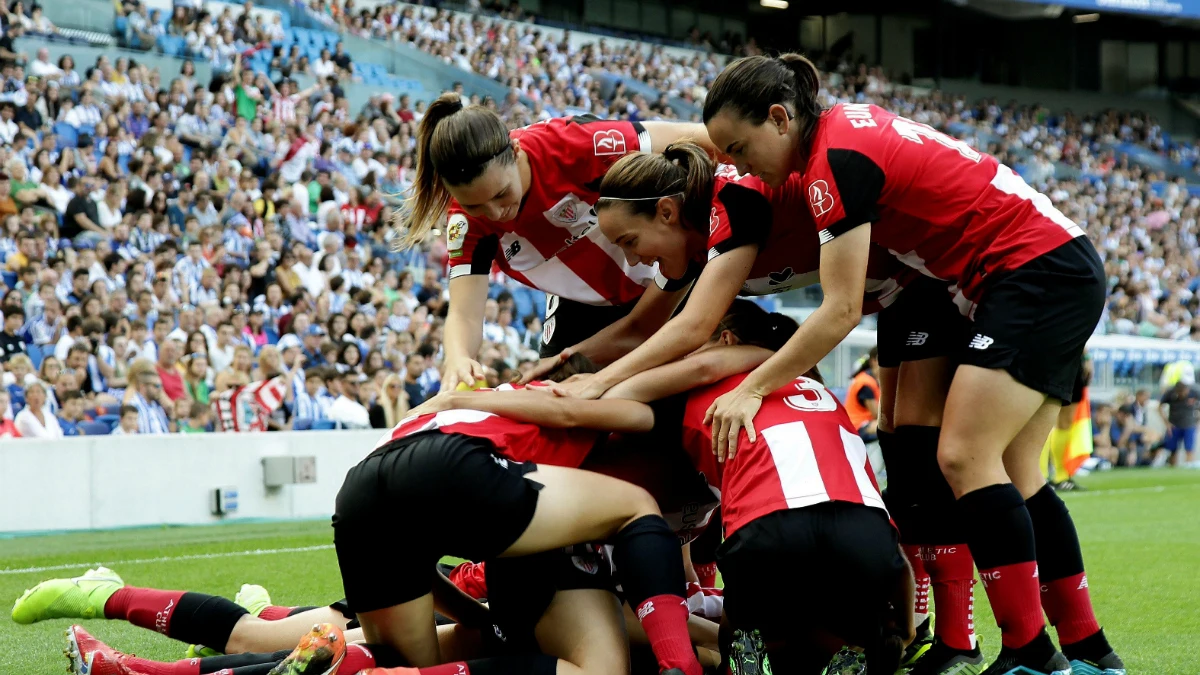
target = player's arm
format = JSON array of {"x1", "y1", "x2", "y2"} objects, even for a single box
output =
[
  {"x1": 573, "y1": 245, "x2": 758, "y2": 398},
  {"x1": 642, "y1": 121, "x2": 716, "y2": 156},
  {"x1": 564, "y1": 283, "x2": 692, "y2": 366},
  {"x1": 415, "y1": 388, "x2": 655, "y2": 433},
  {"x1": 736, "y1": 225, "x2": 870, "y2": 398},
  {"x1": 442, "y1": 274, "x2": 488, "y2": 388},
  {"x1": 602, "y1": 345, "x2": 773, "y2": 403}
]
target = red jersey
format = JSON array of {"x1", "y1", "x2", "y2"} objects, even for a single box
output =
[
  {"x1": 696, "y1": 167, "x2": 911, "y2": 314},
  {"x1": 802, "y1": 103, "x2": 1083, "y2": 313},
  {"x1": 447, "y1": 116, "x2": 676, "y2": 306},
  {"x1": 376, "y1": 385, "x2": 599, "y2": 468},
  {"x1": 681, "y1": 373, "x2": 886, "y2": 538}
]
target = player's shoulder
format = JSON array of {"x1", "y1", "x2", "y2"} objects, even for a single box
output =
[{"x1": 812, "y1": 103, "x2": 898, "y2": 151}]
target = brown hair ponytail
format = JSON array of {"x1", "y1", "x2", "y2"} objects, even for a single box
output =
[
  {"x1": 702, "y1": 53, "x2": 824, "y2": 137},
  {"x1": 595, "y1": 141, "x2": 715, "y2": 233},
  {"x1": 712, "y1": 299, "x2": 823, "y2": 382},
  {"x1": 399, "y1": 92, "x2": 513, "y2": 250}
]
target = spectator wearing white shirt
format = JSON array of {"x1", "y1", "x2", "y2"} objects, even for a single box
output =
[
  {"x1": 338, "y1": 249, "x2": 373, "y2": 291},
  {"x1": 110, "y1": 405, "x2": 140, "y2": 435},
  {"x1": 481, "y1": 298, "x2": 505, "y2": 344},
  {"x1": 28, "y1": 48, "x2": 62, "y2": 81},
  {"x1": 14, "y1": 382, "x2": 63, "y2": 439},
  {"x1": 0, "y1": 103, "x2": 19, "y2": 145},
  {"x1": 327, "y1": 371, "x2": 371, "y2": 429},
  {"x1": 54, "y1": 315, "x2": 83, "y2": 362}
]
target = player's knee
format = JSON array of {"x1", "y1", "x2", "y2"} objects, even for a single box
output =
[
  {"x1": 221, "y1": 614, "x2": 262, "y2": 654},
  {"x1": 936, "y1": 442, "x2": 973, "y2": 486},
  {"x1": 574, "y1": 652, "x2": 630, "y2": 675}
]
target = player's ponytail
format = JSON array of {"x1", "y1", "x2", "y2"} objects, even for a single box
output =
[
  {"x1": 596, "y1": 141, "x2": 715, "y2": 233},
  {"x1": 399, "y1": 92, "x2": 513, "y2": 250},
  {"x1": 702, "y1": 53, "x2": 824, "y2": 141}
]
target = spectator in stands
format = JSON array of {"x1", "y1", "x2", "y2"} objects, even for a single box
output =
[
  {"x1": 55, "y1": 389, "x2": 85, "y2": 436},
  {"x1": 178, "y1": 400, "x2": 210, "y2": 433},
  {"x1": 155, "y1": 338, "x2": 186, "y2": 402},
  {"x1": 14, "y1": 381, "x2": 61, "y2": 438},
  {"x1": 128, "y1": 367, "x2": 170, "y2": 434},
  {"x1": 402, "y1": 350, "x2": 427, "y2": 407},
  {"x1": 0, "y1": 304, "x2": 24, "y2": 362},
  {"x1": 327, "y1": 370, "x2": 369, "y2": 428},
  {"x1": 0, "y1": 389, "x2": 18, "y2": 437},
  {"x1": 111, "y1": 404, "x2": 140, "y2": 435},
  {"x1": 368, "y1": 372, "x2": 407, "y2": 429},
  {"x1": 1158, "y1": 375, "x2": 1200, "y2": 467}
]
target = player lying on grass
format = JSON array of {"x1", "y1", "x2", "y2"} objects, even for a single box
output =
[{"x1": 412, "y1": 299, "x2": 916, "y2": 675}]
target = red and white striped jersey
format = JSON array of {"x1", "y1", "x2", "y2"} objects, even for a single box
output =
[
  {"x1": 211, "y1": 376, "x2": 289, "y2": 433},
  {"x1": 447, "y1": 116, "x2": 667, "y2": 306},
  {"x1": 681, "y1": 373, "x2": 886, "y2": 537},
  {"x1": 377, "y1": 385, "x2": 600, "y2": 467},
  {"x1": 802, "y1": 103, "x2": 1083, "y2": 313},
  {"x1": 701, "y1": 167, "x2": 912, "y2": 314}
]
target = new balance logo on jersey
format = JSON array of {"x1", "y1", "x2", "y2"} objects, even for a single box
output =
[
  {"x1": 968, "y1": 334, "x2": 994, "y2": 350},
  {"x1": 504, "y1": 240, "x2": 522, "y2": 261},
  {"x1": 809, "y1": 180, "x2": 835, "y2": 217},
  {"x1": 906, "y1": 331, "x2": 929, "y2": 346},
  {"x1": 593, "y1": 130, "x2": 626, "y2": 156}
]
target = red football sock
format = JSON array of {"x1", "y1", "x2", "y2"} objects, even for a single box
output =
[
  {"x1": 1041, "y1": 572, "x2": 1102, "y2": 646},
  {"x1": 636, "y1": 595, "x2": 703, "y2": 675},
  {"x1": 924, "y1": 544, "x2": 977, "y2": 651},
  {"x1": 118, "y1": 655, "x2": 200, "y2": 675},
  {"x1": 903, "y1": 544, "x2": 930, "y2": 616},
  {"x1": 104, "y1": 587, "x2": 186, "y2": 635},
  {"x1": 693, "y1": 561, "x2": 718, "y2": 589},
  {"x1": 978, "y1": 561, "x2": 1045, "y2": 649},
  {"x1": 340, "y1": 644, "x2": 379, "y2": 672},
  {"x1": 257, "y1": 605, "x2": 296, "y2": 621}
]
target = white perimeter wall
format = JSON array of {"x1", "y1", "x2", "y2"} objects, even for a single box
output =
[{"x1": 0, "y1": 430, "x2": 384, "y2": 535}]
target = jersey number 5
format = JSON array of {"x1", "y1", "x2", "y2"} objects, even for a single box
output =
[
  {"x1": 890, "y1": 118, "x2": 982, "y2": 163},
  {"x1": 782, "y1": 376, "x2": 838, "y2": 413}
]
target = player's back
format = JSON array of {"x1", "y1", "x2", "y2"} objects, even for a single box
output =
[{"x1": 681, "y1": 372, "x2": 885, "y2": 537}]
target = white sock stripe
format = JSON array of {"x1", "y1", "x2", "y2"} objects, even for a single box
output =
[{"x1": 0, "y1": 544, "x2": 334, "y2": 576}]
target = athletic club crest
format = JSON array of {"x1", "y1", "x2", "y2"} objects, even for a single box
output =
[{"x1": 553, "y1": 200, "x2": 580, "y2": 224}]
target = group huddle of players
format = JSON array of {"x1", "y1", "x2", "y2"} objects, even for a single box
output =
[{"x1": 12, "y1": 53, "x2": 1125, "y2": 675}]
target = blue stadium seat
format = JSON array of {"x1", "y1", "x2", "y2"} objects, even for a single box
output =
[
  {"x1": 25, "y1": 343, "x2": 42, "y2": 369},
  {"x1": 95, "y1": 414, "x2": 120, "y2": 428},
  {"x1": 512, "y1": 287, "x2": 534, "y2": 321},
  {"x1": 323, "y1": 32, "x2": 340, "y2": 49},
  {"x1": 96, "y1": 404, "x2": 121, "y2": 417},
  {"x1": 78, "y1": 421, "x2": 111, "y2": 436},
  {"x1": 53, "y1": 122, "x2": 77, "y2": 151},
  {"x1": 0, "y1": 270, "x2": 15, "y2": 288},
  {"x1": 292, "y1": 418, "x2": 313, "y2": 431},
  {"x1": 312, "y1": 420, "x2": 338, "y2": 430}
]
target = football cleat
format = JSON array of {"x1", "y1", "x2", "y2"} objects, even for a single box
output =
[
  {"x1": 980, "y1": 632, "x2": 1072, "y2": 675},
  {"x1": 901, "y1": 614, "x2": 935, "y2": 668},
  {"x1": 65, "y1": 625, "x2": 119, "y2": 675},
  {"x1": 1068, "y1": 652, "x2": 1125, "y2": 675},
  {"x1": 75, "y1": 651, "x2": 143, "y2": 675},
  {"x1": 729, "y1": 628, "x2": 772, "y2": 675},
  {"x1": 267, "y1": 623, "x2": 347, "y2": 675},
  {"x1": 12, "y1": 567, "x2": 125, "y2": 625},
  {"x1": 907, "y1": 638, "x2": 986, "y2": 675},
  {"x1": 824, "y1": 647, "x2": 866, "y2": 675}
]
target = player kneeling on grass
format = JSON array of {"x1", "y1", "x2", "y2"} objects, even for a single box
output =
[{"x1": 425, "y1": 300, "x2": 916, "y2": 675}]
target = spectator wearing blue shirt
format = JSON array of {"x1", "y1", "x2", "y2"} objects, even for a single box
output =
[{"x1": 55, "y1": 389, "x2": 86, "y2": 436}]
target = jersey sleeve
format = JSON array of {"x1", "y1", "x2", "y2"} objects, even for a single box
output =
[
  {"x1": 706, "y1": 182, "x2": 773, "y2": 259},
  {"x1": 806, "y1": 147, "x2": 885, "y2": 245},
  {"x1": 446, "y1": 206, "x2": 501, "y2": 279},
  {"x1": 558, "y1": 116, "x2": 650, "y2": 176}
]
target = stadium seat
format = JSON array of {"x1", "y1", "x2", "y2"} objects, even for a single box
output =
[
  {"x1": 312, "y1": 420, "x2": 339, "y2": 430},
  {"x1": 53, "y1": 122, "x2": 77, "y2": 151},
  {"x1": 292, "y1": 418, "x2": 313, "y2": 431},
  {"x1": 0, "y1": 270, "x2": 15, "y2": 288},
  {"x1": 96, "y1": 404, "x2": 120, "y2": 417},
  {"x1": 25, "y1": 344, "x2": 42, "y2": 370},
  {"x1": 323, "y1": 32, "x2": 340, "y2": 49},
  {"x1": 95, "y1": 415, "x2": 120, "y2": 429},
  {"x1": 78, "y1": 421, "x2": 112, "y2": 436}
]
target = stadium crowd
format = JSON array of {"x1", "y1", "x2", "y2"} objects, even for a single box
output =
[{"x1": 0, "y1": 0, "x2": 1198, "y2": 440}]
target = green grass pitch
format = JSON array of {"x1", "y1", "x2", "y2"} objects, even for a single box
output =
[{"x1": 2, "y1": 469, "x2": 1199, "y2": 673}]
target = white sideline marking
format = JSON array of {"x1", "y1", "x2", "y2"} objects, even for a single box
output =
[
  {"x1": 0, "y1": 544, "x2": 334, "y2": 576},
  {"x1": 1061, "y1": 483, "x2": 1200, "y2": 498}
]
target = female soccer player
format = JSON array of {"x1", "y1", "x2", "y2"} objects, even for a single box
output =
[
  {"x1": 333, "y1": 385, "x2": 703, "y2": 675},
  {"x1": 545, "y1": 142, "x2": 911, "y2": 400},
  {"x1": 697, "y1": 54, "x2": 1122, "y2": 675},
  {"x1": 406, "y1": 93, "x2": 713, "y2": 390},
  {"x1": 423, "y1": 300, "x2": 914, "y2": 675}
]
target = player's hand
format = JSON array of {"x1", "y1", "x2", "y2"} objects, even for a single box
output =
[
  {"x1": 441, "y1": 356, "x2": 485, "y2": 391},
  {"x1": 408, "y1": 391, "x2": 456, "y2": 418},
  {"x1": 547, "y1": 373, "x2": 606, "y2": 400},
  {"x1": 704, "y1": 386, "x2": 763, "y2": 463},
  {"x1": 518, "y1": 349, "x2": 573, "y2": 384}
]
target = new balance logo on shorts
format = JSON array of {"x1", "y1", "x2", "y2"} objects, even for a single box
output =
[
  {"x1": 968, "y1": 334, "x2": 994, "y2": 350},
  {"x1": 906, "y1": 331, "x2": 928, "y2": 346}
]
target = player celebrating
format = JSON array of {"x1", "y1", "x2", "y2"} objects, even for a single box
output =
[
  {"x1": 697, "y1": 54, "x2": 1122, "y2": 675},
  {"x1": 545, "y1": 142, "x2": 911, "y2": 400},
  {"x1": 406, "y1": 93, "x2": 712, "y2": 390}
]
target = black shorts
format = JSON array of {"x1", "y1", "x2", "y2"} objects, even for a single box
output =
[
  {"x1": 961, "y1": 237, "x2": 1105, "y2": 403},
  {"x1": 539, "y1": 294, "x2": 636, "y2": 358},
  {"x1": 333, "y1": 431, "x2": 542, "y2": 613},
  {"x1": 486, "y1": 544, "x2": 615, "y2": 650},
  {"x1": 1070, "y1": 356, "x2": 1091, "y2": 405},
  {"x1": 877, "y1": 276, "x2": 968, "y2": 369},
  {"x1": 717, "y1": 503, "x2": 904, "y2": 650}
]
